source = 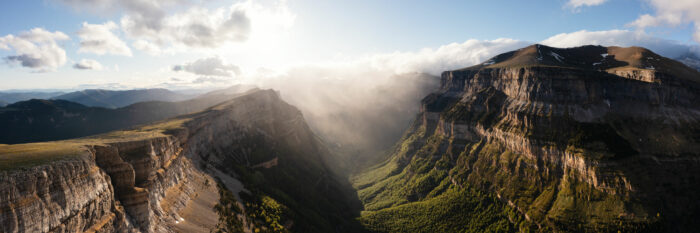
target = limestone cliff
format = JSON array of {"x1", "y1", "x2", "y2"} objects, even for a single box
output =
[
  {"x1": 355, "y1": 45, "x2": 700, "y2": 232},
  {"x1": 0, "y1": 89, "x2": 357, "y2": 233}
]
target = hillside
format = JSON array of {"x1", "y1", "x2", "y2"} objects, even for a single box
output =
[
  {"x1": 354, "y1": 45, "x2": 700, "y2": 232},
  {"x1": 0, "y1": 86, "x2": 255, "y2": 144},
  {"x1": 0, "y1": 91, "x2": 65, "y2": 105},
  {"x1": 676, "y1": 52, "x2": 700, "y2": 71},
  {"x1": 52, "y1": 88, "x2": 193, "y2": 108},
  {"x1": 0, "y1": 89, "x2": 362, "y2": 233}
]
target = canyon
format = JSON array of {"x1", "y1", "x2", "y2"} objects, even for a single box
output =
[
  {"x1": 0, "y1": 89, "x2": 360, "y2": 233},
  {"x1": 354, "y1": 45, "x2": 700, "y2": 232},
  {"x1": 1, "y1": 44, "x2": 699, "y2": 233}
]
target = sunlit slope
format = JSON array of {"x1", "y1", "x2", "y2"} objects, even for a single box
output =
[{"x1": 354, "y1": 44, "x2": 700, "y2": 232}]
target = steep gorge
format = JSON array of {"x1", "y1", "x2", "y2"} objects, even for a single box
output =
[
  {"x1": 0, "y1": 89, "x2": 360, "y2": 233},
  {"x1": 354, "y1": 45, "x2": 700, "y2": 232}
]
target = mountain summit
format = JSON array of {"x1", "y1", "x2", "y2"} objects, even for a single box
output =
[
  {"x1": 355, "y1": 44, "x2": 700, "y2": 232},
  {"x1": 470, "y1": 44, "x2": 700, "y2": 83}
]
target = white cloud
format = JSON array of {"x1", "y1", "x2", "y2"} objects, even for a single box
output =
[
  {"x1": 121, "y1": 5, "x2": 251, "y2": 50},
  {"x1": 55, "y1": 0, "x2": 294, "y2": 55},
  {"x1": 55, "y1": 0, "x2": 184, "y2": 19},
  {"x1": 0, "y1": 28, "x2": 69, "y2": 72},
  {"x1": 77, "y1": 21, "x2": 132, "y2": 56},
  {"x1": 368, "y1": 38, "x2": 529, "y2": 75},
  {"x1": 73, "y1": 59, "x2": 104, "y2": 70},
  {"x1": 124, "y1": 0, "x2": 292, "y2": 55},
  {"x1": 173, "y1": 57, "x2": 240, "y2": 77},
  {"x1": 276, "y1": 30, "x2": 698, "y2": 79},
  {"x1": 566, "y1": 0, "x2": 607, "y2": 9},
  {"x1": 192, "y1": 76, "x2": 229, "y2": 84},
  {"x1": 627, "y1": 0, "x2": 700, "y2": 43},
  {"x1": 541, "y1": 29, "x2": 700, "y2": 58},
  {"x1": 132, "y1": 39, "x2": 162, "y2": 55}
]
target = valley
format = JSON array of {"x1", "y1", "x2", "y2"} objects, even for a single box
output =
[{"x1": 0, "y1": 45, "x2": 699, "y2": 233}]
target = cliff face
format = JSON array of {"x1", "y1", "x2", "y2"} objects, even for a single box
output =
[
  {"x1": 0, "y1": 157, "x2": 122, "y2": 233},
  {"x1": 0, "y1": 117, "x2": 213, "y2": 233},
  {"x1": 355, "y1": 45, "x2": 700, "y2": 232},
  {"x1": 0, "y1": 89, "x2": 357, "y2": 233}
]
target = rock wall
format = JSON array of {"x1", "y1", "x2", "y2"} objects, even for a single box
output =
[
  {"x1": 0, "y1": 89, "x2": 348, "y2": 233},
  {"x1": 0, "y1": 134, "x2": 204, "y2": 233},
  {"x1": 0, "y1": 156, "x2": 127, "y2": 233},
  {"x1": 416, "y1": 66, "x2": 700, "y2": 230}
]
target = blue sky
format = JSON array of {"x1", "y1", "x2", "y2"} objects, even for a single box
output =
[{"x1": 0, "y1": 0, "x2": 699, "y2": 90}]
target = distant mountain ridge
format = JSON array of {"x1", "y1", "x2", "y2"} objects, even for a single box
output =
[
  {"x1": 0, "y1": 91, "x2": 65, "y2": 105},
  {"x1": 0, "y1": 85, "x2": 256, "y2": 144},
  {"x1": 469, "y1": 44, "x2": 700, "y2": 83},
  {"x1": 676, "y1": 52, "x2": 700, "y2": 72},
  {"x1": 52, "y1": 88, "x2": 193, "y2": 108}
]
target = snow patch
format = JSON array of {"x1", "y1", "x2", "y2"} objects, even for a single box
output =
[
  {"x1": 549, "y1": 51, "x2": 564, "y2": 62},
  {"x1": 601, "y1": 53, "x2": 609, "y2": 58},
  {"x1": 645, "y1": 66, "x2": 655, "y2": 70},
  {"x1": 483, "y1": 59, "x2": 495, "y2": 65},
  {"x1": 592, "y1": 62, "x2": 602, "y2": 66}
]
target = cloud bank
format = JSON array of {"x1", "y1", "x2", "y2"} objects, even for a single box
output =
[
  {"x1": 121, "y1": 4, "x2": 252, "y2": 53},
  {"x1": 368, "y1": 38, "x2": 529, "y2": 75},
  {"x1": 566, "y1": 0, "x2": 608, "y2": 9},
  {"x1": 541, "y1": 30, "x2": 700, "y2": 59},
  {"x1": 56, "y1": 0, "x2": 293, "y2": 55},
  {"x1": 173, "y1": 57, "x2": 241, "y2": 77},
  {"x1": 73, "y1": 59, "x2": 104, "y2": 70},
  {"x1": 627, "y1": 0, "x2": 700, "y2": 43},
  {"x1": 0, "y1": 28, "x2": 70, "y2": 71},
  {"x1": 77, "y1": 21, "x2": 132, "y2": 56}
]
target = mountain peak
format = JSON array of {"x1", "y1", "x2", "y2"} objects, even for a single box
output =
[{"x1": 463, "y1": 44, "x2": 700, "y2": 83}]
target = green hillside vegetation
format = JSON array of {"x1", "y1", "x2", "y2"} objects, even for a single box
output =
[
  {"x1": 0, "y1": 117, "x2": 188, "y2": 171},
  {"x1": 0, "y1": 86, "x2": 254, "y2": 144},
  {"x1": 353, "y1": 119, "x2": 661, "y2": 232}
]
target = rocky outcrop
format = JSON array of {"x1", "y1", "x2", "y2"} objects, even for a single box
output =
[
  {"x1": 360, "y1": 45, "x2": 700, "y2": 232},
  {"x1": 0, "y1": 89, "x2": 356, "y2": 233},
  {"x1": 0, "y1": 134, "x2": 202, "y2": 233},
  {"x1": 0, "y1": 156, "x2": 127, "y2": 233}
]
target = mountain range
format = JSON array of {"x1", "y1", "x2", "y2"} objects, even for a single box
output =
[
  {"x1": 0, "y1": 88, "x2": 199, "y2": 108},
  {"x1": 0, "y1": 85, "x2": 255, "y2": 144},
  {"x1": 0, "y1": 44, "x2": 698, "y2": 233},
  {"x1": 51, "y1": 88, "x2": 194, "y2": 108},
  {"x1": 354, "y1": 44, "x2": 700, "y2": 232}
]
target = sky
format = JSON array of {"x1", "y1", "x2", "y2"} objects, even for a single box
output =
[{"x1": 0, "y1": 0, "x2": 699, "y2": 90}]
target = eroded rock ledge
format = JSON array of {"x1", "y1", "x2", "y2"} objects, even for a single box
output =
[
  {"x1": 418, "y1": 64, "x2": 700, "y2": 230},
  {"x1": 0, "y1": 89, "x2": 318, "y2": 233}
]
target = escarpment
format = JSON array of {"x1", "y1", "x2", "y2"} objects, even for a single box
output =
[
  {"x1": 0, "y1": 110, "x2": 212, "y2": 233},
  {"x1": 0, "y1": 89, "x2": 359, "y2": 233},
  {"x1": 356, "y1": 45, "x2": 700, "y2": 232},
  {"x1": 0, "y1": 157, "x2": 122, "y2": 233}
]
